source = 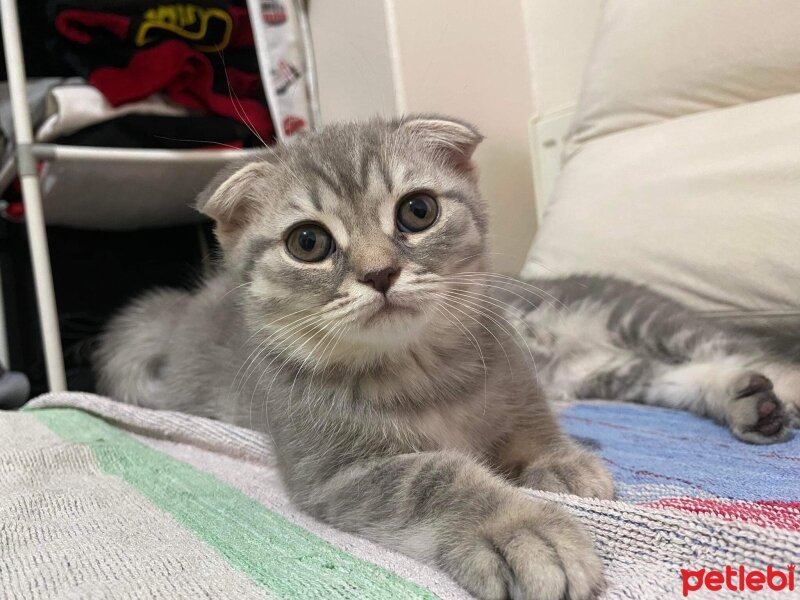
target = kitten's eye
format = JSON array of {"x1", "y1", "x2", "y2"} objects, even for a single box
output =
[
  {"x1": 396, "y1": 193, "x2": 438, "y2": 233},
  {"x1": 286, "y1": 223, "x2": 334, "y2": 262}
]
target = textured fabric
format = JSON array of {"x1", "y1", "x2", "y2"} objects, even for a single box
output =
[
  {"x1": 36, "y1": 85, "x2": 189, "y2": 142},
  {"x1": 0, "y1": 411, "x2": 269, "y2": 599},
  {"x1": 54, "y1": 114, "x2": 255, "y2": 149},
  {"x1": 19, "y1": 394, "x2": 456, "y2": 599},
  {"x1": 0, "y1": 78, "x2": 81, "y2": 163},
  {"x1": 49, "y1": 2, "x2": 274, "y2": 139},
  {"x1": 89, "y1": 39, "x2": 272, "y2": 139},
  {"x1": 557, "y1": 403, "x2": 800, "y2": 598},
  {"x1": 30, "y1": 390, "x2": 272, "y2": 462},
  {"x1": 524, "y1": 0, "x2": 800, "y2": 335},
  {"x1": 11, "y1": 392, "x2": 800, "y2": 599},
  {"x1": 560, "y1": 403, "x2": 800, "y2": 503},
  {"x1": 35, "y1": 408, "x2": 435, "y2": 600}
]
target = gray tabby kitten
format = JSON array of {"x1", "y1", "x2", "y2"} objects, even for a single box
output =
[{"x1": 96, "y1": 116, "x2": 798, "y2": 600}]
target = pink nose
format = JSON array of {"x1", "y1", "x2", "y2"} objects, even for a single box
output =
[{"x1": 359, "y1": 267, "x2": 400, "y2": 294}]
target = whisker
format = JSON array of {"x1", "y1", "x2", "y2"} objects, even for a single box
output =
[
  {"x1": 238, "y1": 311, "x2": 333, "y2": 404},
  {"x1": 456, "y1": 272, "x2": 570, "y2": 312},
  {"x1": 217, "y1": 48, "x2": 310, "y2": 191},
  {"x1": 318, "y1": 298, "x2": 380, "y2": 326},
  {"x1": 432, "y1": 275, "x2": 566, "y2": 315},
  {"x1": 151, "y1": 135, "x2": 244, "y2": 150},
  {"x1": 247, "y1": 315, "x2": 328, "y2": 429},
  {"x1": 260, "y1": 318, "x2": 337, "y2": 428},
  {"x1": 432, "y1": 303, "x2": 488, "y2": 415},
  {"x1": 287, "y1": 320, "x2": 345, "y2": 423},
  {"x1": 435, "y1": 290, "x2": 524, "y2": 346},
  {"x1": 302, "y1": 322, "x2": 342, "y2": 407},
  {"x1": 235, "y1": 310, "x2": 322, "y2": 394},
  {"x1": 427, "y1": 292, "x2": 514, "y2": 376},
  {"x1": 314, "y1": 324, "x2": 350, "y2": 426},
  {"x1": 216, "y1": 47, "x2": 270, "y2": 149},
  {"x1": 434, "y1": 289, "x2": 541, "y2": 382},
  {"x1": 424, "y1": 278, "x2": 547, "y2": 313},
  {"x1": 234, "y1": 297, "x2": 352, "y2": 392},
  {"x1": 221, "y1": 281, "x2": 253, "y2": 301}
]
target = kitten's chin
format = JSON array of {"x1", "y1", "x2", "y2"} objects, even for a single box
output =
[
  {"x1": 350, "y1": 298, "x2": 429, "y2": 347},
  {"x1": 363, "y1": 302, "x2": 416, "y2": 327}
]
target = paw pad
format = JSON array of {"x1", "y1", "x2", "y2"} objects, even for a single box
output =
[
  {"x1": 755, "y1": 397, "x2": 785, "y2": 437},
  {"x1": 757, "y1": 399, "x2": 777, "y2": 417},
  {"x1": 730, "y1": 372, "x2": 792, "y2": 444}
]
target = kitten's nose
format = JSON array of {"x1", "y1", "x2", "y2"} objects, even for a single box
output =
[{"x1": 359, "y1": 267, "x2": 400, "y2": 295}]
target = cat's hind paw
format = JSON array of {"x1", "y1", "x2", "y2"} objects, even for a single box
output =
[
  {"x1": 728, "y1": 373, "x2": 793, "y2": 444},
  {"x1": 764, "y1": 366, "x2": 800, "y2": 428}
]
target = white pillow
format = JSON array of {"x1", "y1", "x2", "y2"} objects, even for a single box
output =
[
  {"x1": 566, "y1": 0, "x2": 800, "y2": 157},
  {"x1": 524, "y1": 0, "x2": 800, "y2": 334}
]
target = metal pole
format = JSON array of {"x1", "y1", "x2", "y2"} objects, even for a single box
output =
[
  {"x1": 0, "y1": 264, "x2": 8, "y2": 367},
  {"x1": 294, "y1": 0, "x2": 321, "y2": 130},
  {"x1": 1, "y1": 0, "x2": 67, "y2": 390},
  {"x1": 33, "y1": 144, "x2": 263, "y2": 163}
]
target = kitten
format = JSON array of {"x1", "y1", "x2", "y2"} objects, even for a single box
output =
[
  {"x1": 96, "y1": 116, "x2": 798, "y2": 599},
  {"x1": 97, "y1": 116, "x2": 609, "y2": 600},
  {"x1": 503, "y1": 276, "x2": 799, "y2": 445}
]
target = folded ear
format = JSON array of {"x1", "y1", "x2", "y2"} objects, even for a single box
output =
[
  {"x1": 196, "y1": 160, "x2": 270, "y2": 248},
  {"x1": 399, "y1": 116, "x2": 483, "y2": 169}
]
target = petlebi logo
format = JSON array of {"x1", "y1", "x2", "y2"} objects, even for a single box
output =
[{"x1": 681, "y1": 565, "x2": 796, "y2": 596}]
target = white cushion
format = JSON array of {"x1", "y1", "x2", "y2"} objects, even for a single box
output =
[
  {"x1": 566, "y1": 0, "x2": 800, "y2": 157},
  {"x1": 524, "y1": 0, "x2": 800, "y2": 333},
  {"x1": 525, "y1": 93, "x2": 800, "y2": 321}
]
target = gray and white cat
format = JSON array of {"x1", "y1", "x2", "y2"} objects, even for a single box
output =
[{"x1": 96, "y1": 116, "x2": 798, "y2": 600}]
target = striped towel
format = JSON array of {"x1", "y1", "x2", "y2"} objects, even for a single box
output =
[{"x1": 2, "y1": 393, "x2": 797, "y2": 599}]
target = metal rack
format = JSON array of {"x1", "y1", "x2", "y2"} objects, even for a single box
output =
[{"x1": 0, "y1": 0, "x2": 318, "y2": 391}]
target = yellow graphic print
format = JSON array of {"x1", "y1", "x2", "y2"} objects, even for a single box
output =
[{"x1": 135, "y1": 4, "x2": 233, "y2": 52}]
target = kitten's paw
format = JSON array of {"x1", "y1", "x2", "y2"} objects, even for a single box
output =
[
  {"x1": 446, "y1": 501, "x2": 604, "y2": 600},
  {"x1": 518, "y1": 445, "x2": 615, "y2": 499},
  {"x1": 764, "y1": 366, "x2": 800, "y2": 428},
  {"x1": 790, "y1": 407, "x2": 800, "y2": 429},
  {"x1": 728, "y1": 372, "x2": 793, "y2": 444}
]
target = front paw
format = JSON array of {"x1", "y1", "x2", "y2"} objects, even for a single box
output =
[
  {"x1": 518, "y1": 445, "x2": 615, "y2": 499},
  {"x1": 443, "y1": 500, "x2": 604, "y2": 600},
  {"x1": 728, "y1": 372, "x2": 793, "y2": 444}
]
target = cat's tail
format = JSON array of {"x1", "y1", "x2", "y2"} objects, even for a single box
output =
[{"x1": 94, "y1": 288, "x2": 191, "y2": 406}]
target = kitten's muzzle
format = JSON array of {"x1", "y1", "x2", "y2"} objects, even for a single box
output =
[{"x1": 359, "y1": 267, "x2": 401, "y2": 295}]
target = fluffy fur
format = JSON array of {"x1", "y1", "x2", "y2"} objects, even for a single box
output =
[{"x1": 96, "y1": 116, "x2": 798, "y2": 600}]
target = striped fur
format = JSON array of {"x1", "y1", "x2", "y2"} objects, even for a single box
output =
[{"x1": 96, "y1": 117, "x2": 796, "y2": 600}]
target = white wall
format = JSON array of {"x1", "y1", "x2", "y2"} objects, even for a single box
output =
[
  {"x1": 309, "y1": 0, "x2": 397, "y2": 123},
  {"x1": 388, "y1": 0, "x2": 538, "y2": 274},
  {"x1": 523, "y1": 0, "x2": 603, "y2": 118},
  {"x1": 308, "y1": 0, "x2": 602, "y2": 273}
]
